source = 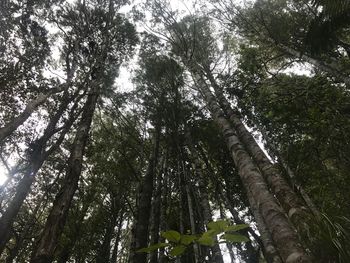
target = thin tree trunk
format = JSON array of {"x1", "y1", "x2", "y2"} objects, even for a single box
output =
[
  {"x1": 204, "y1": 70, "x2": 313, "y2": 238},
  {"x1": 110, "y1": 210, "x2": 125, "y2": 263},
  {"x1": 182, "y1": 160, "x2": 201, "y2": 263},
  {"x1": 96, "y1": 197, "x2": 120, "y2": 263},
  {"x1": 149, "y1": 155, "x2": 164, "y2": 263},
  {"x1": 191, "y1": 71, "x2": 311, "y2": 263},
  {"x1": 30, "y1": 85, "x2": 99, "y2": 263},
  {"x1": 185, "y1": 131, "x2": 224, "y2": 263},
  {"x1": 158, "y1": 158, "x2": 168, "y2": 263},
  {"x1": 129, "y1": 124, "x2": 161, "y2": 263}
]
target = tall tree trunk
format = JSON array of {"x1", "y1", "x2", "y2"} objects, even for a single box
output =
[
  {"x1": 0, "y1": 89, "x2": 82, "y2": 255},
  {"x1": 185, "y1": 132, "x2": 224, "y2": 263},
  {"x1": 110, "y1": 210, "x2": 125, "y2": 263},
  {"x1": 129, "y1": 124, "x2": 161, "y2": 263},
  {"x1": 191, "y1": 71, "x2": 311, "y2": 263},
  {"x1": 181, "y1": 160, "x2": 201, "y2": 263},
  {"x1": 246, "y1": 189, "x2": 283, "y2": 263},
  {"x1": 30, "y1": 85, "x2": 99, "y2": 263},
  {"x1": 158, "y1": 158, "x2": 168, "y2": 263},
  {"x1": 203, "y1": 69, "x2": 313, "y2": 239},
  {"x1": 96, "y1": 197, "x2": 120, "y2": 263},
  {"x1": 149, "y1": 155, "x2": 164, "y2": 263}
]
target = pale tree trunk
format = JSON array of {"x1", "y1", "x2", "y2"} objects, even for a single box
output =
[
  {"x1": 259, "y1": 129, "x2": 320, "y2": 218},
  {"x1": 129, "y1": 124, "x2": 161, "y2": 263},
  {"x1": 0, "y1": 88, "x2": 62, "y2": 145},
  {"x1": 204, "y1": 69, "x2": 313, "y2": 238},
  {"x1": 30, "y1": 84, "x2": 100, "y2": 263},
  {"x1": 277, "y1": 44, "x2": 350, "y2": 86},
  {"x1": 191, "y1": 71, "x2": 311, "y2": 263},
  {"x1": 0, "y1": 89, "x2": 82, "y2": 255},
  {"x1": 246, "y1": 189, "x2": 283, "y2": 263}
]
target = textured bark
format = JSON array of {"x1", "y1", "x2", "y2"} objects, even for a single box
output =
[
  {"x1": 192, "y1": 71, "x2": 311, "y2": 263},
  {"x1": 204, "y1": 70, "x2": 313, "y2": 238},
  {"x1": 0, "y1": 88, "x2": 61, "y2": 144},
  {"x1": 0, "y1": 89, "x2": 81, "y2": 255},
  {"x1": 129, "y1": 125, "x2": 161, "y2": 263},
  {"x1": 30, "y1": 85, "x2": 99, "y2": 263},
  {"x1": 246, "y1": 189, "x2": 283, "y2": 263}
]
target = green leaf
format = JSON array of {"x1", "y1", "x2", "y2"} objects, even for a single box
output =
[
  {"x1": 180, "y1": 234, "x2": 197, "y2": 245},
  {"x1": 169, "y1": 245, "x2": 186, "y2": 256},
  {"x1": 207, "y1": 220, "x2": 229, "y2": 232},
  {"x1": 137, "y1": 243, "x2": 169, "y2": 253},
  {"x1": 221, "y1": 233, "x2": 250, "y2": 243},
  {"x1": 225, "y1": 224, "x2": 249, "y2": 232},
  {"x1": 197, "y1": 232, "x2": 215, "y2": 246},
  {"x1": 161, "y1": 230, "x2": 181, "y2": 243}
]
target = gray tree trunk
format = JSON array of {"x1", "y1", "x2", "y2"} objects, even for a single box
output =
[{"x1": 191, "y1": 71, "x2": 311, "y2": 263}]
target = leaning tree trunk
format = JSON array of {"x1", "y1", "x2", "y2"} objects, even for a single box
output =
[
  {"x1": 203, "y1": 69, "x2": 313, "y2": 239},
  {"x1": 0, "y1": 88, "x2": 62, "y2": 145},
  {"x1": 246, "y1": 188, "x2": 283, "y2": 263},
  {"x1": 0, "y1": 89, "x2": 82, "y2": 255},
  {"x1": 129, "y1": 124, "x2": 161, "y2": 263},
  {"x1": 30, "y1": 85, "x2": 100, "y2": 263},
  {"x1": 191, "y1": 71, "x2": 311, "y2": 263}
]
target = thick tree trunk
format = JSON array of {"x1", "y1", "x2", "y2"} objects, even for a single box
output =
[
  {"x1": 129, "y1": 125, "x2": 161, "y2": 263},
  {"x1": 30, "y1": 85, "x2": 99, "y2": 263},
  {"x1": 0, "y1": 88, "x2": 61, "y2": 145},
  {"x1": 0, "y1": 89, "x2": 81, "y2": 255},
  {"x1": 204, "y1": 70, "x2": 313, "y2": 238},
  {"x1": 247, "y1": 190, "x2": 283, "y2": 263},
  {"x1": 191, "y1": 71, "x2": 311, "y2": 263}
]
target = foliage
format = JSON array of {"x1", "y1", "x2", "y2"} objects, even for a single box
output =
[{"x1": 137, "y1": 220, "x2": 249, "y2": 258}]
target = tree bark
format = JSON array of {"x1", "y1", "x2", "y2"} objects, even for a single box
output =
[
  {"x1": 0, "y1": 89, "x2": 81, "y2": 255},
  {"x1": 129, "y1": 124, "x2": 161, "y2": 263},
  {"x1": 191, "y1": 71, "x2": 311, "y2": 263},
  {"x1": 30, "y1": 85, "x2": 99, "y2": 263},
  {"x1": 185, "y1": 132, "x2": 224, "y2": 263},
  {"x1": 149, "y1": 155, "x2": 164, "y2": 263},
  {"x1": 0, "y1": 88, "x2": 61, "y2": 145},
  {"x1": 204, "y1": 69, "x2": 313, "y2": 239}
]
